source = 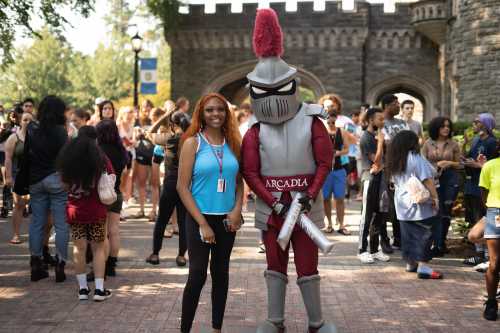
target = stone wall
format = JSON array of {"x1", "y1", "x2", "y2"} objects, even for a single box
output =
[{"x1": 447, "y1": 0, "x2": 500, "y2": 122}]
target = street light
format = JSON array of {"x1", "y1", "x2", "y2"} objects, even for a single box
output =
[{"x1": 131, "y1": 32, "x2": 143, "y2": 108}]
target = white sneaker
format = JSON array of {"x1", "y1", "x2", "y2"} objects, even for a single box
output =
[
  {"x1": 358, "y1": 252, "x2": 374, "y2": 264},
  {"x1": 372, "y1": 251, "x2": 390, "y2": 262},
  {"x1": 48, "y1": 232, "x2": 56, "y2": 243},
  {"x1": 474, "y1": 261, "x2": 489, "y2": 273}
]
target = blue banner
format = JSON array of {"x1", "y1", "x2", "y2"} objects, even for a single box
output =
[{"x1": 140, "y1": 58, "x2": 157, "y2": 95}]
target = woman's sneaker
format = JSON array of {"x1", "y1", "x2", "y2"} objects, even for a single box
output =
[
  {"x1": 94, "y1": 289, "x2": 112, "y2": 302},
  {"x1": 357, "y1": 252, "x2": 374, "y2": 264},
  {"x1": 372, "y1": 251, "x2": 390, "y2": 262},
  {"x1": 79, "y1": 288, "x2": 91, "y2": 300}
]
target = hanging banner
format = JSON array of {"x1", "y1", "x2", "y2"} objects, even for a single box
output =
[{"x1": 140, "y1": 58, "x2": 157, "y2": 95}]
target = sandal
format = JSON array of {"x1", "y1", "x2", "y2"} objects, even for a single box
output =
[
  {"x1": 131, "y1": 211, "x2": 146, "y2": 219},
  {"x1": 163, "y1": 229, "x2": 174, "y2": 238},
  {"x1": 146, "y1": 254, "x2": 160, "y2": 265},
  {"x1": 148, "y1": 213, "x2": 157, "y2": 222},
  {"x1": 324, "y1": 225, "x2": 334, "y2": 233},
  {"x1": 338, "y1": 227, "x2": 351, "y2": 235},
  {"x1": 9, "y1": 237, "x2": 22, "y2": 244}
]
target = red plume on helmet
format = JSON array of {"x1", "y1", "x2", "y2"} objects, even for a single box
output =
[{"x1": 252, "y1": 8, "x2": 284, "y2": 58}]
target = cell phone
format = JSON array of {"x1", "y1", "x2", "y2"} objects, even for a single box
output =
[{"x1": 223, "y1": 218, "x2": 232, "y2": 232}]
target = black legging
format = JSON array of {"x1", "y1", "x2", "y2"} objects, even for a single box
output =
[
  {"x1": 152, "y1": 173, "x2": 187, "y2": 256},
  {"x1": 181, "y1": 214, "x2": 236, "y2": 332}
]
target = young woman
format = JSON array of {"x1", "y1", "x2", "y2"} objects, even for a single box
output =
[
  {"x1": 146, "y1": 109, "x2": 190, "y2": 267},
  {"x1": 0, "y1": 110, "x2": 19, "y2": 218},
  {"x1": 177, "y1": 93, "x2": 243, "y2": 333},
  {"x1": 5, "y1": 112, "x2": 33, "y2": 244},
  {"x1": 386, "y1": 130, "x2": 443, "y2": 279},
  {"x1": 148, "y1": 107, "x2": 166, "y2": 221},
  {"x1": 479, "y1": 142, "x2": 500, "y2": 320},
  {"x1": 132, "y1": 100, "x2": 154, "y2": 218},
  {"x1": 422, "y1": 117, "x2": 462, "y2": 256},
  {"x1": 98, "y1": 100, "x2": 115, "y2": 121},
  {"x1": 57, "y1": 135, "x2": 114, "y2": 301},
  {"x1": 96, "y1": 120, "x2": 128, "y2": 276},
  {"x1": 26, "y1": 95, "x2": 68, "y2": 282},
  {"x1": 70, "y1": 108, "x2": 91, "y2": 130},
  {"x1": 116, "y1": 106, "x2": 136, "y2": 207}
]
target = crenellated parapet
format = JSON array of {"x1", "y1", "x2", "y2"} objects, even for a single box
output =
[{"x1": 168, "y1": 27, "x2": 427, "y2": 50}]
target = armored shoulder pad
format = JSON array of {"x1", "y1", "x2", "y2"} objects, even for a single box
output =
[{"x1": 303, "y1": 103, "x2": 328, "y2": 119}]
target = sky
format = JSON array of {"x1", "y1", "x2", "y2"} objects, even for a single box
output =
[{"x1": 17, "y1": 0, "x2": 416, "y2": 56}]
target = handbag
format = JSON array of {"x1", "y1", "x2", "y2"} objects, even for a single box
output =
[
  {"x1": 406, "y1": 174, "x2": 430, "y2": 205},
  {"x1": 98, "y1": 171, "x2": 117, "y2": 205}
]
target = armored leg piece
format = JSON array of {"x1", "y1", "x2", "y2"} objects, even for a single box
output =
[
  {"x1": 297, "y1": 275, "x2": 337, "y2": 333},
  {"x1": 257, "y1": 270, "x2": 288, "y2": 333}
]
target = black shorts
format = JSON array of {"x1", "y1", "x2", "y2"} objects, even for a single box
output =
[
  {"x1": 153, "y1": 154, "x2": 164, "y2": 165},
  {"x1": 126, "y1": 151, "x2": 133, "y2": 169},
  {"x1": 107, "y1": 192, "x2": 123, "y2": 214},
  {"x1": 0, "y1": 151, "x2": 5, "y2": 166},
  {"x1": 135, "y1": 156, "x2": 152, "y2": 166}
]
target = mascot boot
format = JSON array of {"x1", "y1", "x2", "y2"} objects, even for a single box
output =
[
  {"x1": 256, "y1": 270, "x2": 288, "y2": 333},
  {"x1": 297, "y1": 275, "x2": 337, "y2": 333}
]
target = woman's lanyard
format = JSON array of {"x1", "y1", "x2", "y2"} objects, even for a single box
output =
[{"x1": 202, "y1": 133, "x2": 226, "y2": 193}]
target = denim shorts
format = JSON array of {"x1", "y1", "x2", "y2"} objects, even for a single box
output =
[{"x1": 484, "y1": 207, "x2": 500, "y2": 239}]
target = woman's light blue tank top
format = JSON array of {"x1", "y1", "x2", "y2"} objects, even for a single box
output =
[{"x1": 191, "y1": 133, "x2": 239, "y2": 214}]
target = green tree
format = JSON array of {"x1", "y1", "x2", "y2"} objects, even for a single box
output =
[
  {"x1": 0, "y1": 28, "x2": 74, "y2": 105},
  {"x1": 90, "y1": 43, "x2": 132, "y2": 101},
  {"x1": 0, "y1": 0, "x2": 95, "y2": 66},
  {"x1": 68, "y1": 53, "x2": 97, "y2": 108}
]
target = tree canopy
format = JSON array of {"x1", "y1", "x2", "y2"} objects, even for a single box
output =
[{"x1": 0, "y1": 0, "x2": 95, "y2": 66}]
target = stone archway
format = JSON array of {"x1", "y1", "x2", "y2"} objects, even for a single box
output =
[
  {"x1": 366, "y1": 75, "x2": 440, "y2": 121},
  {"x1": 203, "y1": 60, "x2": 327, "y2": 105}
]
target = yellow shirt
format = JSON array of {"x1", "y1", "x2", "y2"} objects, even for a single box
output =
[{"x1": 479, "y1": 157, "x2": 500, "y2": 208}]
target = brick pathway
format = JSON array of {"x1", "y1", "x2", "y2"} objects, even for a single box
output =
[{"x1": 0, "y1": 201, "x2": 498, "y2": 332}]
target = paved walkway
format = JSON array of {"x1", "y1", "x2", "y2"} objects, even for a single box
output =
[{"x1": 0, "y1": 201, "x2": 498, "y2": 332}]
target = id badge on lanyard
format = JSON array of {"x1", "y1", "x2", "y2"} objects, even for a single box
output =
[{"x1": 208, "y1": 140, "x2": 226, "y2": 193}]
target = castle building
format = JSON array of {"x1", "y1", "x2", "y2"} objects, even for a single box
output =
[{"x1": 165, "y1": 0, "x2": 500, "y2": 122}]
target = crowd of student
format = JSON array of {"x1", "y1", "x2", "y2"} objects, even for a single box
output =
[{"x1": 0, "y1": 91, "x2": 499, "y2": 326}]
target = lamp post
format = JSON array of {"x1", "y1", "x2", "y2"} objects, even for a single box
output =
[{"x1": 131, "y1": 32, "x2": 143, "y2": 109}]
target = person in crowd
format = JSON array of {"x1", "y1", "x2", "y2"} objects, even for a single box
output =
[
  {"x1": 479, "y1": 140, "x2": 500, "y2": 320},
  {"x1": 0, "y1": 111, "x2": 18, "y2": 218},
  {"x1": 381, "y1": 94, "x2": 408, "y2": 252},
  {"x1": 386, "y1": 130, "x2": 442, "y2": 279},
  {"x1": 322, "y1": 112, "x2": 350, "y2": 235},
  {"x1": 320, "y1": 94, "x2": 354, "y2": 130},
  {"x1": 351, "y1": 109, "x2": 364, "y2": 201},
  {"x1": 146, "y1": 109, "x2": 191, "y2": 267},
  {"x1": 22, "y1": 98, "x2": 35, "y2": 115},
  {"x1": 462, "y1": 113, "x2": 497, "y2": 266},
  {"x1": 88, "y1": 97, "x2": 104, "y2": 126},
  {"x1": 163, "y1": 99, "x2": 176, "y2": 113},
  {"x1": 177, "y1": 93, "x2": 242, "y2": 333},
  {"x1": 132, "y1": 99, "x2": 154, "y2": 218},
  {"x1": 57, "y1": 134, "x2": 114, "y2": 301},
  {"x1": 358, "y1": 107, "x2": 391, "y2": 264},
  {"x1": 71, "y1": 108, "x2": 91, "y2": 131},
  {"x1": 4, "y1": 112, "x2": 33, "y2": 244},
  {"x1": 400, "y1": 100, "x2": 423, "y2": 142},
  {"x1": 176, "y1": 96, "x2": 191, "y2": 117},
  {"x1": 25, "y1": 95, "x2": 68, "y2": 282},
  {"x1": 148, "y1": 107, "x2": 166, "y2": 221},
  {"x1": 98, "y1": 100, "x2": 116, "y2": 121},
  {"x1": 422, "y1": 117, "x2": 462, "y2": 256},
  {"x1": 345, "y1": 109, "x2": 363, "y2": 200},
  {"x1": 96, "y1": 120, "x2": 128, "y2": 277},
  {"x1": 116, "y1": 106, "x2": 136, "y2": 208}
]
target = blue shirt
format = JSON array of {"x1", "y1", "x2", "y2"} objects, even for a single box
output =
[
  {"x1": 464, "y1": 135, "x2": 497, "y2": 197},
  {"x1": 191, "y1": 134, "x2": 239, "y2": 215},
  {"x1": 392, "y1": 153, "x2": 437, "y2": 221}
]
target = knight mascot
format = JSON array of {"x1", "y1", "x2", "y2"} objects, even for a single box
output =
[{"x1": 241, "y1": 8, "x2": 337, "y2": 333}]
